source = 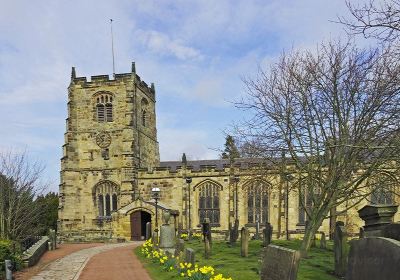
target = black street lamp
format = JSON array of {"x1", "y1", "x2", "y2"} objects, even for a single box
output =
[
  {"x1": 152, "y1": 187, "x2": 161, "y2": 237},
  {"x1": 186, "y1": 177, "x2": 192, "y2": 238}
]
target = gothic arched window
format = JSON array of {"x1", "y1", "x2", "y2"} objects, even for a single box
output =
[
  {"x1": 245, "y1": 180, "x2": 270, "y2": 224},
  {"x1": 369, "y1": 173, "x2": 396, "y2": 205},
  {"x1": 141, "y1": 98, "x2": 149, "y2": 127},
  {"x1": 93, "y1": 181, "x2": 119, "y2": 217},
  {"x1": 198, "y1": 181, "x2": 221, "y2": 225},
  {"x1": 95, "y1": 92, "x2": 113, "y2": 122}
]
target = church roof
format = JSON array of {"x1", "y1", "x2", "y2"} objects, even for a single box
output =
[{"x1": 159, "y1": 158, "x2": 269, "y2": 171}]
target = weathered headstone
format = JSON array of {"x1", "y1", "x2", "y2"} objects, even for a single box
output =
[
  {"x1": 334, "y1": 221, "x2": 348, "y2": 277},
  {"x1": 185, "y1": 248, "x2": 195, "y2": 265},
  {"x1": 347, "y1": 237, "x2": 400, "y2": 280},
  {"x1": 358, "y1": 204, "x2": 398, "y2": 237},
  {"x1": 230, "y1": 219, "x2": 239, "y2": 245},
  {"x1": 159, "y1": 211, "x2": 176, "y2": 255},
  {"x1": 5, "y1": 259, "x2": 12, "y2": 280},
  {"x1": 320, "y1": 232, "x2": 327, "y2": 249},
  {"x1": 241, "y1": 227, "x2": 249, "y2": 257},
  {"x1": 202, "y1": 218, "x2": 212, "y2": 248},
  {"x1": 260, "y1": 245, "x2": 300, "y2": 280},
  {"x1": 145, "y1": 222, "x2": 152, "y2": 240},
  {"x1": 175, "y1": 238, "x2": 185, "y2": 257},
  {"x1": 205, "y1": 237, "x2": 211, "y2": 259},
  {"x1": 263, "y1": 223, "x2": 273, "y2": 247}
]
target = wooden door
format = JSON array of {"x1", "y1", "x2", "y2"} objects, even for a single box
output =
[{"x1": 130, "y1": 211, "x2": 141, "y2": 240}]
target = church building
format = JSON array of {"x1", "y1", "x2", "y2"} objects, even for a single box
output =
[{"x1": 58, "y1": 63, "x2": 399, "y2": 241}]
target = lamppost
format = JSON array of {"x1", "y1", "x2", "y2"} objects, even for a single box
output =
[
  {"x1": 152, "y1": 187, "x2": 161, "y2": 238},
  {"x1": 186, "y1": 177, "x2": 192, "y2": 238}
]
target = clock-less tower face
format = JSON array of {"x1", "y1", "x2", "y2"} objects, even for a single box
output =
[{"x1": 96, "y1": 131, "x2": 111, "y2": 148}]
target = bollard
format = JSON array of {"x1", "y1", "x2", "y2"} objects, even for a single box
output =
[{"x1": 5, "y1": 259, "x2": 13, "y2": 280}]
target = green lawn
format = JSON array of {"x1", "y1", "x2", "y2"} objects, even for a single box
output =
[{"x1": 135, "y1": 239, "x2": 339, "y2": 280}]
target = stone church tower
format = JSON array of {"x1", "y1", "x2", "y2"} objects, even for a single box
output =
[{"x1": 58, "y1": 63, "x2": 159, "y2": 239}]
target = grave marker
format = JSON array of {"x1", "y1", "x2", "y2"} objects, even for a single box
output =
[
  {"x1": 334, "y1": 221, "x2": 348, "y2": 277},
  {"x1": 260, "y1": 245, "x2": 300, "y2": 280},
  {"x1": 241, "y1": 227, "x2": 249, "y2": 257}
]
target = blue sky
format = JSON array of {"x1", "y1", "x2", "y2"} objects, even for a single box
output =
[{"x1": 0, "y1": 0, "x2": 361, "y2": 192}]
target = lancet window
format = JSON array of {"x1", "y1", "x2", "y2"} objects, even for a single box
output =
[
  {"x1": 96, "y1": 93, "x2": 113, "y2": 122},
  {"x1": 198, "y1": 181, "x2": 221, "y2": 225}
]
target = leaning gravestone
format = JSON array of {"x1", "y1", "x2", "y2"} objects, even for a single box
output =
[
  {"x1": 185, "y1": 248, "x2": 195, "y2": 265},
  {"x1": 260, "y1": 245, "x2": 300, "y2": 280},
  {"x1": 263, "y1": 223, "x2": 273, "y2": 247},
  {"x1": 334, "y1": 221, "x2": 348, "y2": 277},
  {"x1": 347, "y1": 237, "x2": 400, "y2": 280}
]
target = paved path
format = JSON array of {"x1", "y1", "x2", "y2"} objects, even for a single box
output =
[
  {"x1": 29, "y1": 243, "x2": 142, "y2": 280},
  {"x1": 15, "y1": 243, "x2": 103, "y2": 280},
  {"x1": 78, "y1": 243, "x2": 152, "y2": 280}
]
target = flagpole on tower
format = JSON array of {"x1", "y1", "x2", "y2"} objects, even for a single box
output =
[{"x1": 110, "y1": 19, "x2": 116, "y2": 78}]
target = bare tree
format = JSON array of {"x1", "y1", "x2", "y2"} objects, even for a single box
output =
[
  {"x1": 0, "y1": 151, "x2": 47, "y2": 241},
  {"x1": 236, "y1": 40, "x2": 400, "y2": 255},
  {"x1": 339, "y1": 0, "x2": 400, "y2": 43}
]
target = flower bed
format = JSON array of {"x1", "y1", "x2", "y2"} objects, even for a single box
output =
[{"x1": 140, "y1": 239, "x2": 232, "y2": 280}]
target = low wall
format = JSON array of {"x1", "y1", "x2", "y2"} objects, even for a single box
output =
[{"x1": 21, "y1": 236, "x2": 49, "y2": 267}]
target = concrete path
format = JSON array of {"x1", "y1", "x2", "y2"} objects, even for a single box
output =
[{"x1": 29, "y1": 243, "x2": 141, "y2": 280}]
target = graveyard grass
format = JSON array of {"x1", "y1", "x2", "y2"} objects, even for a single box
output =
[{"x1": 135, "y1": 239, "x2": 339, "y2": 280}]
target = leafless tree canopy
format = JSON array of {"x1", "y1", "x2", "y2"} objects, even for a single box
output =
[
  {"x1": 339, "y1": 0, "x2": 400, "y2": 43},
  {"x1": 0, "y1": 151, "x2": 47, "y2": 241},
  {"x1": 237, "y1": 40, "x2": 400, "y2": 253}
]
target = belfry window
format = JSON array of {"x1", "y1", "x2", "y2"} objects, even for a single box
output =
[
  {"x1": 141, "y1": 98, "x2": 149, "y2": 127},
  {"x1": 93, "y1": 181, "x2": 119, "y2": 217},
  {"x1": 246, "y1": 180, "x2": 269, "y2": 224},
  {"x1": 95, "y1": 93, "x2": 113, "y2": 122},
  {"x1": 198, "y1": 181, "x2": 221, "y2": 225}
]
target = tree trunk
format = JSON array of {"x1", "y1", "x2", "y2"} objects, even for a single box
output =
[
  {"x1": 329, "y1": 207, "x2": 337, "y2": 240},
  {"x1": 300, "y1": 210, "x2": 327, "y2": 257}
]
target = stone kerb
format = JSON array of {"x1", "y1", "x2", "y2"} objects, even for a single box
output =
[{"x1": 347, "y1": 237, "x2": 400, "y2": 280}]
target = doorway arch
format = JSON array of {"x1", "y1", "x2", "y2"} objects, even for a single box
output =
[{"x1": 130, "y1": 210, "x2": 152, "y2": 241}]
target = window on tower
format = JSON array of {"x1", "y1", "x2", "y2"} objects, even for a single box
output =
[{"x1": 95, "y1": 92, "x2": 113, "y2": 122}]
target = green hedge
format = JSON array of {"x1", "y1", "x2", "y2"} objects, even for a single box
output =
[{"x1": 0, "y1": 239, "x2": 22, "y2": 278}]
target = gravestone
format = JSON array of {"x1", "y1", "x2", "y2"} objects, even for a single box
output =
[
  {"x1": 334, "y1": 221, "x2": 348, "y2": 277},
  {"x1": 347, "y1": 237, "x2": 400, "y2": 280},
  {"x1": 205, "y1": 237, "x2": 211, "y2": 259},
  {"x1": 260, "y1": 245, "x2": 300, "y2": 280},
  {"x1": 145, "y1": 222, "x2": 152, "y2": 240},
  {"x1": 358, "y1": 204, "x2": 398, "y2": 237},
  {"x1": 263, "y1": 223, "x2": 273, "y2": 247},
  {"x1": 202, "y1": 218, "x2": 212, "y2": 248},
  {"x1": 241, "y1": 227, "x2": 249, "y2": 257},
  {"x1": 159, "y1": 211, "x2": 176, "y2": 255},
  {"x1": 185, "y1": 248, "x2": 195, "y2": 265},
  {"x1": 320, "y1": 232, "x2": 327, "y2": 249},
  {"x1": 230, "y1": 219, "x2": 239, "y2": 245},
  {"x1": 175, "y1": 238, "x2": 185, "y2": 257},
  {"x1": 253, "y1": 219, "x2": 261, "y2": 240}
]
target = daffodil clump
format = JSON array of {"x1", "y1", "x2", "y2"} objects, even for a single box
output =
[
  {"x1": 180, "y1": 232, "x2": 203, "y2": 240},
  {"x1": 139, "y1": 239, "x2": 232, "y2": 280}
]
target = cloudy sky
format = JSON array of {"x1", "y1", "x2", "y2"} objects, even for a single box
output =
[{"x1": 0, "y1": 0, "x2": 363, "y2": 191}]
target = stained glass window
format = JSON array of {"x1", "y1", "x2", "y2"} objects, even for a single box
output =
[{"x1": 198, "y1": 182, "x2": 221, "y2": 225}]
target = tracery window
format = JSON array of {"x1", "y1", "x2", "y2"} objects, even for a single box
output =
[
  {"x1": 96, "y1": 93, "x2": 113, "y2": 122},
  {"x1": 93, "y1": 181, "x2": 119, "y2": 217},
  {"x1": 141, "y1": 98, "x2": 148, "y2": 127},
  {"x1": 369, "y1": 174, "x2": 396, "y2": 205},
  {"x1": 245, "y1": 180, "x2": 269, "y2": 224},
  {"x1": 198, "y1": 181, "x2": 221, "y2": 225}
]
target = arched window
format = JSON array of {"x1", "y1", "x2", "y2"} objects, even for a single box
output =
[
  {"x1": 141, "y1": 98, "x2": 149, "y2": 127},
  {"x1": 93, "y1": 181, "x2": 119, "y2": 217},
  {"x1": 245, "y1": 180, "x2": 270, "y2": 224},
  {"x1": 369, "y1": 173, "x2": 396, "y2": 205},
  {"x1": 95, "y1": 92, "x2": 113, "y2": 122},
  {"x1": 142, "y1": 110, "x2": 147, "y2": 127},
  {"x1": 297, "y1": 177, "x2": 320, "y2": 225},
  {"x1": 198, "y1": 181, "x2": 221, "y2": 225}
]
